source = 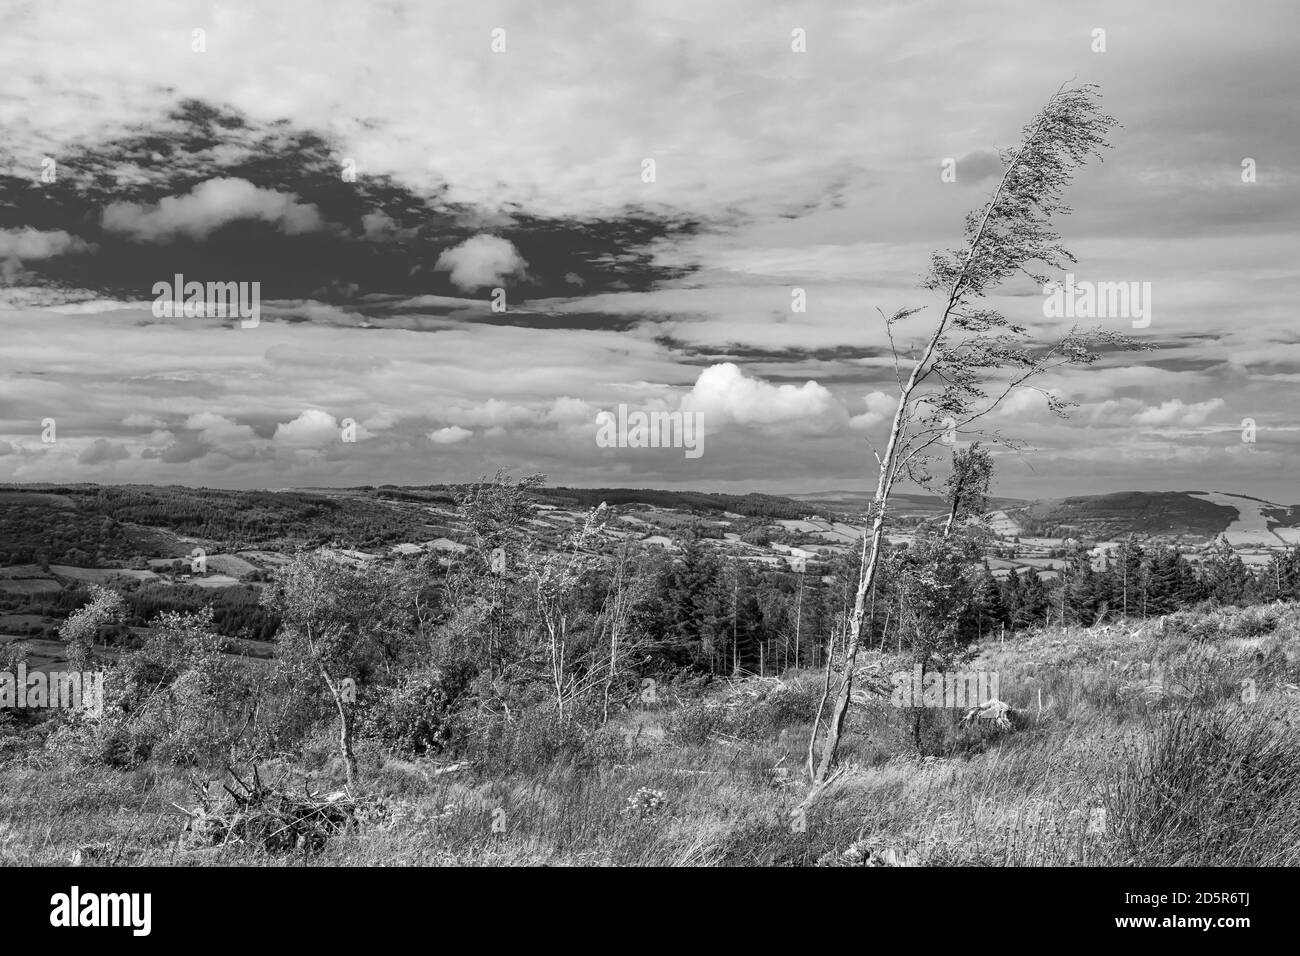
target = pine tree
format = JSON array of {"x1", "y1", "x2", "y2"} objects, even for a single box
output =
[
  {"x1": 1016, "y1": 569, "x2": 1050, "y2": 629},
  {"x1": 972, "y1": 562, "x2": 1007, "y2": 639},
  {"x1": 1000, "y1": 564, "x2": 1023, "y2": 630},
  {"x1": 1202, "y1": 539, "x2": 1251, "y2": 606}
]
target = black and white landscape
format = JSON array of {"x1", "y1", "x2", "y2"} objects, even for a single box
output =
[{"x1": 0, "y1": 0, "x2": 1297, "y2": 883}]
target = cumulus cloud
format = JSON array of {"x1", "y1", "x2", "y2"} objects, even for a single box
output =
[
  {"x1": 546, "y1": 396, "x2": 599, "y2": 423},
  {"x1": 434, "y1": 235, "x2": 529, "y2": 292},
  {"x1": 1092, "y1": 397, "x2": 1227, "y2": 428},
  {"x1": 439, "y1": 398, "x2": 538, "y2": 429},
  {"x1": 273, "y1": 409, "x2": 345, "y2": 446},
  {"x1": 429, "y1": 425, "x2": 472, "y2": 444},
  {"x1": 102, "y1": 178, "x2": 326, "y2": 242},
  {"x1": 682, "y1": 363, "x2": 844, "y2": 426},
  {"x1": 849, "y1": 390, "x2": 896, "y2": 431},
  {"x1": 141, "y1": 412, "x2": 260, "y2": 463}
]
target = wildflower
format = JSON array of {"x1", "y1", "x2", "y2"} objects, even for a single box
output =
[{"x1": 623, "y1": 787, "x2": 667, "y2": 819}]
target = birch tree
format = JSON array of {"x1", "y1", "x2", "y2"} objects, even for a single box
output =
[
  {"x1": 805, "y1": 82, "x2": 1146, "y2": 789},
  {"x1": 262, "y1": 552, "x2": 415, "y2": 790}
]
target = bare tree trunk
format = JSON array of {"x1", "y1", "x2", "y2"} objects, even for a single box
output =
[
  {"x1": 943, "y1": 493, "x2": 961, "y2": 538},
  {"x1": 806, "y1": 622, "x2": 838, "y2": 779},
  {"x1": 794, "y1": 573, "x2": 804, "y2": 669},
  {"x1": 318, "y1": 666, "x2": 357, "y2": 791},
  {"x1": 602, "y1": 616, "x2": 619, "y2": 724}
]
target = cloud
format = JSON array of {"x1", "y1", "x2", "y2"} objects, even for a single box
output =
[
  {"x1": 434, "y1": 235, "x2": 529, "y2": 292},
  {"x1": 77, "y1": 438, "x2": 130, "y2": 465},
  {"x1": 123, "y1": 413, "x2": 166, "y2": 428},
  {"x1": 1092, "y1": 397, "x2": 1227, "y2": 428},
  {"x1": 142, "y1": 435, "x2": 209, "y2": 464},
  {"x1": 102, "y1": 178, "x2": 326, "y2": 242},
  {"x1": 187, "y1": 412, "x2": 258, "y2": 445},
  {"x1": 438, "y1": 399, "x2": 538, "y2": 429},
  {"x1": 361, "y1": 211, "x2": 418, "y2": 242},
  {"x1": 683, "y1": 363, "x2": 844, "y2": 426},
  {"x1": 1133, "y1": 398, "x2": 1226, "y2": 427},
  {"x1": 0, "y1": 228, "x2": 92, "y2": 284},
  {"x1": 849, "y1": 390, "x2": 896, "y2": 431},
  {"x1": 0, "y1": 228, "x2": 91, "y2": 260},
  {"x1": 953, "y1": 149, "x2": 1004, "y2": 185},
  {"x1": 429, "y1": 425, "x2": 472, "y2": 444},
  {"x1": 273, "y1": 409, "x2": 345, "y2": 446}
]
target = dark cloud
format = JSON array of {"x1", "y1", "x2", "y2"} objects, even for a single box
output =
[
  {"x1": 0, "y1": 100, "x2": 702, "y2": 306},
  {"x1": 77, "y1": 438, "x2": 130, "y2": 465}
]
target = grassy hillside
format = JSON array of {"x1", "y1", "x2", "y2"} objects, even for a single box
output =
[
  {"x1": 3, "y1": 603, "x2": 1297, "y2": 866},
  {"x1": 1011, "y1": 491, "x2": 1241, "y2": 538}
]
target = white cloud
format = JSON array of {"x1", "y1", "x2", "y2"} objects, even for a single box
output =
[
  {"x1": 849, "y1": 390, "x2": 896, "y2": 431},
  {"x1": 1133, "y1": 398, "x2": 1226, "y2": 427},
  {"x1": 273, "y1": 409, "x2": 343, "y2": 446},
  {"x1": 429, "y1": 425, "x2": 472, "y2": 444},
  {"x1": 1092, "y1": 397, "x2": 1227, "y2": 428},
  {"x1": 434, "y1": 235, "x2": 529, "y2": 292},
  {"x1": 102, "y1": 178, "x2": 326, "y2": 242},
  {"x1": 682, "y1": 363, "x2": 844, "y2": 426},
  {"x1": 440, "y1": 398, "x2": 537, "y2": 429}
]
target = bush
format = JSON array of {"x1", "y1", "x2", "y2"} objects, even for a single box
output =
[
  {"x1": 354, "y1": 662, "x2": 476, "y2": 758},
  {"x1": 664, "y1": 701, "x2": 728, "y2": 746}
]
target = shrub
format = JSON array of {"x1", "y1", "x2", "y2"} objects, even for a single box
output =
[
  {"x1": 354, "y1": 662, "x2": 476, "y2": 758},
  {"x1": 664, "y1": 701, "x2": 728, "y2": 746}
]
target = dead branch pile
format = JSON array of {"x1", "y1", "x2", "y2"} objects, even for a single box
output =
[{"x1": 175, "y1": 766, "x2": 390, "y2": 855}]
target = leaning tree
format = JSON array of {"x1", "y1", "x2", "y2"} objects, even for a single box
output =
[{"x1": 805, "y1": 82, "x2": 1148, "y2": 790}]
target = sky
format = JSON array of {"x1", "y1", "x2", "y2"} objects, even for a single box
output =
[{"x1": 1, "y1": 0, "x2": 1297, "y2": 502}]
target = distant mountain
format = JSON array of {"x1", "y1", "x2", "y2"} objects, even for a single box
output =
[
  {"x1": 789, "y1": 490, "x2": 1027, "y2": 520},
  {"x1": 792, "y1": 489, "x2": 1300, "y2": 544},
  {"x1": 1003, "y1": 490, "x2": 1300, "y2": 544}
]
